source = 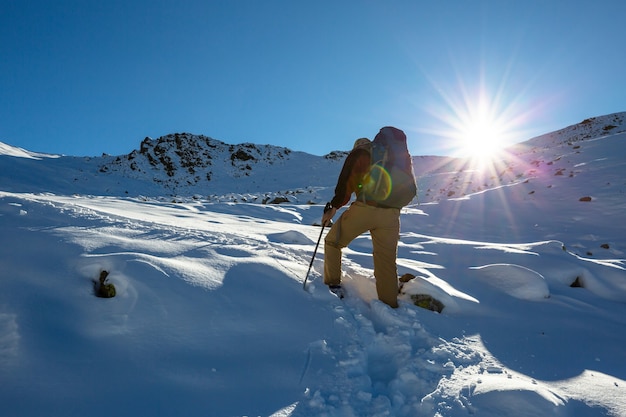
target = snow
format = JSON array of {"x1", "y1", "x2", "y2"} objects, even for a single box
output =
[
  {"x1": 0, "y1": 142, "x2": 59, "y2": 160},
  {"x1": 1, "y1": 113, "x2": 626, "y2": 416}
]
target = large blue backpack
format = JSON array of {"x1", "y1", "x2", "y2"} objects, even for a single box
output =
[{"x1": 359, "y1": 126, "x2": 417, "y2": 208}]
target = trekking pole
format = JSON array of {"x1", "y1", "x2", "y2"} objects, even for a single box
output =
[
  {"x1": 302, "y1": 223, "x2": 325, "y2": 290},
  {"x1": 303, "y1": 202, "x2": 332, "y2": 290}
]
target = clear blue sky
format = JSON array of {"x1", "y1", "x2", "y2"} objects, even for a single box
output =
[{"x1": 1, "y1": 0, "x2": 625, "y2": 157}]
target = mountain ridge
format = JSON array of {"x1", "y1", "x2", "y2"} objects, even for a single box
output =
[{"x1": 1, "y1": 112, "x2": 625, "y2": 204}]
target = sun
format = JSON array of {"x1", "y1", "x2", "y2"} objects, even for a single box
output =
[
  {"x1": 415, "y1": 73, "x2": 529, "y2": 167},
  {"x1": 457, "y1": 112, "x2": 507, "y2": 161},
  {"x1": 447, "y1": 95, "x2": 512, "y2": 164}
]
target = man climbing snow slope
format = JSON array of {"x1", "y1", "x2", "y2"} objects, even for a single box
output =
[{"x1": 321, "y1": 127, "x2": 417, "y2": 308}]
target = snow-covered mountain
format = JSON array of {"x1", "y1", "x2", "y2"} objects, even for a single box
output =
[
  {"x1": 1, "y1": 112, "x2": 625, "y2": 417},
  {"x1": 97, "y1": 133, "x2": 350, "y2": 199},
  {"x1": 0, "y1": 132, "x2": 347, "y2": 200},
  {"x1": 2, "y1": 113, "x2": 625, "y2": 204}
]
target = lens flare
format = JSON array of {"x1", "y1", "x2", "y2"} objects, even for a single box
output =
[{"x1": 361, "y1": 165, "x2": 392, "y2": 201}]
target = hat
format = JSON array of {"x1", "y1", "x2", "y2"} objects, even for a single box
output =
[{"x1": 353, "y1": 137, "x2": 371, "y2": 150}]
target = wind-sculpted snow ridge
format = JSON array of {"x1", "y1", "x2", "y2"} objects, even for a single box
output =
[{"x1": 0, "y1": 142, "x2": 60, "y2": 160}]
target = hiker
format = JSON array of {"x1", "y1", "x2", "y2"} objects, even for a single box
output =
[{"x1": 321, "y1": 128, "x2": 416, "y2": 308}]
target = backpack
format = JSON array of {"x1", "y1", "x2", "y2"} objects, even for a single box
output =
[{"x1": 358, "y1": 126, "x2": 417, "y2": 208}]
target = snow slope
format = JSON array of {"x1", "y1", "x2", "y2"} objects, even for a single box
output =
[{"x1": 1, "y1": 113, "x2": 625, "y2": 416}]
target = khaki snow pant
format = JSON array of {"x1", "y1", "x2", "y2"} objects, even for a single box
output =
[{"x1": 324, "y1": 201, "x2": 400, "y2": 308}]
